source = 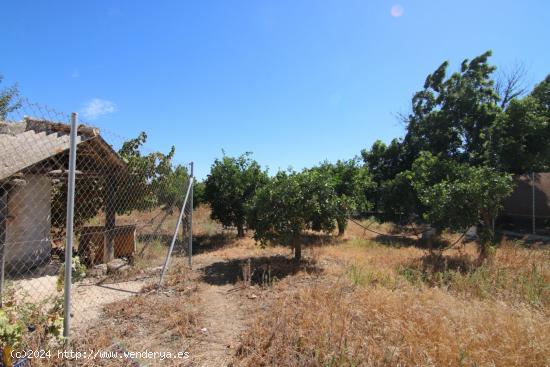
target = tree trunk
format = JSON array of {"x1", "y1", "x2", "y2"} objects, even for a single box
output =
[
  {"x1": 337, "y1": 219, "x2": 346, "y2": 237},
  {"x1": 237, "y1": 223, "x2": 245, "y2": 238},
  {"x1": 478, "y1": 214, "x2": 494, "y2": 261},
  {"x1": 294, "y1": 236, "x2": 301, "y2": 263}
]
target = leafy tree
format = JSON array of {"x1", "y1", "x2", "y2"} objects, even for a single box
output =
[
  {"x1": 409, "y1": 152, "x2": 513, "y2": 258},
  {"x1": 0, "y1": 74, "x2": 21, "y2": 120},
  {"x1": 116, "y1": 132, "x2": 177, "y2": 214},
  {"x1": 490, "y1": 96, "x2": 550, "y2": 173},
  {"x1": 193, "y1": 180, "x2": 206, "y2": 209},
  {"x1": 311, "y1": 160, "x2": 374, "y2": 235},
  {"x1": 51, "y1": 132, "x2": 181, "y2": 239},
  {"x1": 487, "y1": 74, "x2": 550, "y2": 173},
  {"x1": 378, "y1": 172, "x2": 422, "y2": 222},
  {"x1": 361, "y1": 139, "x2": 403, "y2": 184},
  {"x1": 247, "y1": 170, "x2": 338, "y2": 261},
  {"x1": 156, "y1": 164, "x2": 191, "y2": 212},
  {"x1": 403, "y1": 51, "x2": 501, "y2": 167},
  {"x1": 204, "y1": 153, "x2": 268, "y2": 237},
  {"x1": 361, "y1": 139, "x2": 408, "y2": 211},
  {"x1": 530, "y1": 74, "x2": 550, "y2": 116}
]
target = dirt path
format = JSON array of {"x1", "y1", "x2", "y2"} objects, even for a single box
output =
[
  {"x1": 184, "y1": 255, "x2": 248, "y2": 367},
  {"x1": 71, "y1": 278, "x2": 150, "y2": 329},
  {"x1": 188, "y1": 282, "x2": 244, "y2": 366}
]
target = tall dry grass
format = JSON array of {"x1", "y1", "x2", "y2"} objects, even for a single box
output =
[
  {"x1": 237, "y1": 281, "x2": 550, "y2": 366},
  {"x1": 236, "y1": 236, "x2": 550, "y2": 366}
]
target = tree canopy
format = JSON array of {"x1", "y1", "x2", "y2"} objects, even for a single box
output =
[
  {"x1": 247, "y1": 170, "x2": 339, "y2": 261},
  {"x1": 0, "y1": 74, "x2": 21, "y2": 120},
  {"x1": 204, "y1": 153, "x2": 268, "y2": 237}
]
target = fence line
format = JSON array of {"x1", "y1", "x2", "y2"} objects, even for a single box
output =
[{"x1": 0, "y1": 99, "x2": 194, "y2": 350}]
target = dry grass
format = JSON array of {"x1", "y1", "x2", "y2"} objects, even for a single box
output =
[
  {"x1": 237, "y1": 281, "x2": 550, "y2": 366},
  {"x1": 17, "y1": 207, "x2": 549, "y2": 366},
  {"x1": 32, "y1": 263, "x2": 199, "y2": 366},
  {"x1": 235, "y1": 230, "x2": 550, "y2": 367}
]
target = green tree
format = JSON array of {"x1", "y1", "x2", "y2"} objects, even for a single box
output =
[
  {"x1": 409, "y1": 152, "x2": 513, "y2": 258},
  {"x1": 490, "y1": 96, "x2": 550, "y2": 173},
  {"x1": 51, "y1": 132, "x2": 180, "y2": 240},
  {"x1": 204, "y1": 153, "x2": 268, "y2": 237},
  {"x1": 247, "y1": 170, "x2": 338, "y2": 261},
  {"x1": 403, "y1": 51, "x2": 501, "y2": 166},
  {"x1": 193, "y1": 180, "x2": 206, "y2": 209},
  {"x1": 0, "y1": 74, "x2": 21, "y2": 120},
  {"x1": 116, "y1": 132, "x2": 176, "y2": 214},
  {"x1": 361, "y1": 139, "x2": 404, "y2": 211},
  {"x1": 311, "y1": 160, "x2": 374, "y2": 235}
]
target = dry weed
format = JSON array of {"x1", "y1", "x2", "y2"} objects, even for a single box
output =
[{"x1": 237, "y1": 280, "x2": 550, "y2": 366}]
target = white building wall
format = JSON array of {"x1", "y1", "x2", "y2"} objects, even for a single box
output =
[{"x1": 5, "y1": 175, "x2": 51, "y2": 271}]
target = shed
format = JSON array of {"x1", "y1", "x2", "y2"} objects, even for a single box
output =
[{"x1": 0, "y1": 118, "x2": 129, "y2": 273}]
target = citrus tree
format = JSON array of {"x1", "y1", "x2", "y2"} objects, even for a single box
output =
[
  {"x1": 311, "y1": 160, "x2": 374, "y2": 235},
  {"x1": 247, "y1": 170, "x2": 338, "y2": 261},
  {"x1": 409, "y1": 152, "x2": 513, "y2": 258},
  {"x1": 204, "y1": 153, "x2": 268, "y2": 237}
]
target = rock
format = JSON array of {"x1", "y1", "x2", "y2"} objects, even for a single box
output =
[
  {"x1": 88, "y1": 264, "x2": 108, "y2": 277},
  {"x1": 465, "y1": 226, "x2": 478, "y2": 242},
  {"x1": 107, "y1": 259, "x2": 130, "y2": 274}
]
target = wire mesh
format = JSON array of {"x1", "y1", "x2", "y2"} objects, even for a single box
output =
[{"x1": 0, "y1": 99, "x2": 193, "y2": 352}]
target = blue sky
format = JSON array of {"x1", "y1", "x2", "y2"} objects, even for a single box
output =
[{"x1": 2, "y1": 1, "x2": 549, "y2": 178}]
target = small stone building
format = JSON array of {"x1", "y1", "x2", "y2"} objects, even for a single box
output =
[{"x1": 0, "y1": 118, "x2": 129, "y2": 273}]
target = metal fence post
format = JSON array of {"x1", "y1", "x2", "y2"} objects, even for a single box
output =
[
  {"x1": 0, "y1": 192, "x2": 6, "y2": 308},
  {"x1": 532, "y1": 172, "x2": 536, "y2": 235},
  {"x1": 158, "y1": 177, "x2": 194, "y2": 288},
  {"x1": 188, "y1": 162, "x2": 194, "y2": 268},
  {"x1": 63, "y1": 112, "x2": 78, "y2": 342}
]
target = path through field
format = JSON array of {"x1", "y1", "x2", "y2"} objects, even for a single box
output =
[{"x1": 188, "y1": 256, "x2": 249, "y2": 366}]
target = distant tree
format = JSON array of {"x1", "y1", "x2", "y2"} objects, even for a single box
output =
[
  {"x1": 490, "y1": 96, "x2": 550, "y2": 173},
  {"x1": 361, "y1": 139, "x2": 404, "y2": 212},
  {"x1": 0, "y1": 74, "x2": 21, "y2": 120},
  {"x1": 51, "y1": 132, "x2": 179, "y2": 239},
  {"x1": 530, "y1": 74, "x2": 550, "y2": 118},
  {"x1": 204, "y1": 153, "x2": 268, "y2": 237},
  {"x1": 156, "y1": 164, "x2": 190, "y2": 212},
  {"x1": 116, "y1": 132, "x2": 176, "y2": 214},
  {"x1": 311, "y1": 160, "x2": 374, "y2": 235},
  {"x1": 378, "y1": 172, "x2": 422, "y2": 222},
  {"x1": 247, "y1": 170, "x2": 338, "y2": 261},
  {"x1": 495, "y1": 62, "x2": 529, "y2": 109},
  {"x1": 409, "y1": 152, "x2": 513, "y2": 258},
  {"x1": 193, "y1": 180, "x2": 206, "y2": 209}
]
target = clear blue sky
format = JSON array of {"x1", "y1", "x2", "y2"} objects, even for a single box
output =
[{"x1": 2, "y1": 1, "x2": 549, "y2": 179}]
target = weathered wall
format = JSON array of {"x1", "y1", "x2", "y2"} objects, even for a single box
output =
[{"x1": 5, "y1": 175, "x2": 51, "y2": 271}]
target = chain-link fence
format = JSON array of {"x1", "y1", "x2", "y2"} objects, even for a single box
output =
[{"x1": 0, "y1": 99, "x2": 194, "y2": 349}]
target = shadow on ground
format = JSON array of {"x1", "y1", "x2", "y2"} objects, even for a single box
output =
[
  {"x1": 373, "y1": 234, "x2": 457, "y2": 250},
  {"x1": 192, "y1": 233, "x2": 238, "y2": 255},
  {"x1": 404, "y1": 252, "x2": 481, "y2": 275},
  {"x1": 201, "y1": 255, "x2": 322, "y2": 286}
]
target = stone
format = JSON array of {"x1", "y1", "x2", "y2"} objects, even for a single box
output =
[
  {"x1": 88, "y1": 263, "x2": 107, "y2": 277},
  {"x1": 465, "y1": 226, "x2": 478, "y2": 242},
  {"x1": 107, "y1": 259, "x2": 130, "y2": 274}
]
